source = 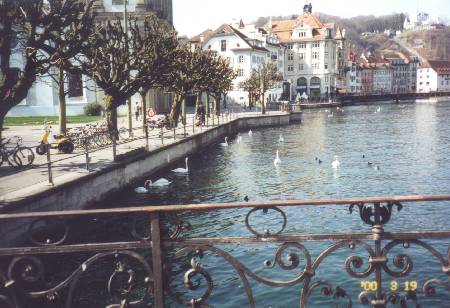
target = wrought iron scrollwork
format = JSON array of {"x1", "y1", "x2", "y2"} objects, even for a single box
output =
[
  {"x1": 349, "y1": 202, "x2": 403, "y2": 226},
  {"x1": 302, "y1": 280, "x2": 352, "y2": 307},
  {"x1": 423, "y1": 278, "x2": 450, "y2": 296},
  {"x1": 245, "y1": 207, "x2": 287, "y2": 237}
]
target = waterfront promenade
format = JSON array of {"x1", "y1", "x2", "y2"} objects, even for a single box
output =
[{"x1": 0, "y1": 110, "x2": 293, "y2": 210}]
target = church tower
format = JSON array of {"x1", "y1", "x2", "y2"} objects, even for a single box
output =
[{"x1": 303, "y1": 1, "x2": 312, "y2": 14}]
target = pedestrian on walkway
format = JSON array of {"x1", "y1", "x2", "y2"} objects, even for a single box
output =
[{"x1": 135, "y1": 101, "x2": 141, "y2": 121}]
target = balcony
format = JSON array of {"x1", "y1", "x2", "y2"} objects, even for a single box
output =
[{"x1": 0, "y1": 195, "x2": 449, "y2": 307}]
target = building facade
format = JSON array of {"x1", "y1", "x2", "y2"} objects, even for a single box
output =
[
  {"x1": 372, "y1": 63, "x2": 392, "y2": 94},
  {"x1": 266, "y1": 3, "x2": 346, "y2": 99},
  {"x1": 417, "y1": 61, "x2": 450, "y2": 93},
  {"x1": 192, "y1": 21, "x2": 285, "y2": 105},
  {"x1": 8, "y1": 0, "x2": 173, "y2": 117}
]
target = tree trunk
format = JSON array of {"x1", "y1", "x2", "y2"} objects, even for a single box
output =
[
  {"x1": 206, "y1": 93, "x2": 210, "y2": 118},
  {"x1": 182, "y1": 97, "x2": 186, "y2": 126},
  {"x1": 104, "y1": 95, "x2": 118, "y2": 139},
  {"x1": 140, "y1": 90, "x2": 147, "y2": 134},
  {"x1": 214, "y1": 94, "x2": 221, "y2": 116},
  {"x1": 0, "y1": 110, "x2": 5, "y2": 142},
  {"x1": 127, "y1": 97, "x2": 133, "y2": 133},
  {"x1": 195, "y1": 92, "x2": 202, "y2": 116},
  {"x1": 169, "y1": 94, "x2": 183, "y2": 127},
  {"x1": 58, "y1": 66, "x2": 67, "y2": 135},
  {"x1": 261, "y1": 93, "x2": 266, "y2": 114}
]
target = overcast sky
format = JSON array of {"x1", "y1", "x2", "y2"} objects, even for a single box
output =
[{"x1": 173, "y1": 0, "x2": 449, "y2": 37}]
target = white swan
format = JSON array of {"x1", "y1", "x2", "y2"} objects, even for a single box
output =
[
  {"x1": 135, "y1": 180, "x2": 151, "y2": 194},
  {"x1": 248, "y1": 130, "x2": 253, "y2": 137},
  {"x1": 331, "y1": 156, "x2": 340, "y2": 169},
  {"x1": 328, "y1": 112, "x2": 334, "y2": 118},
  {"x1": 220, "y1": 137, "x2": 229, "y2": 147},
  {"x1": 274, "y1": 150, "x2": 281, "y2": 166},
  {"x1": 278, "y1": 134, "x2": 284, "y2": 143},
  {"x1": 377, "y1": 106, "x2": 381, "y2": 113},
  {"x1": 151, "y1": 178, "x2": 172, "y2": 187},
  {"x1": 172, "y1": 157, "x2": 189, "y2": 173}
]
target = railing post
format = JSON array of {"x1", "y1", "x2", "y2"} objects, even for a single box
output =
[
  {"x1": 161, "y1": 126, "x2": 164, "y2": 145},
  {"x1": 173, "y1": 120, "x2": 176, "y2": 140},
  {"x1": 192, "y1": 115, "x2": 195, "y2": 134},
  {"x1": 183, "y1": 120, "x2": 186, "y2": 138},
  {"x1": 150, "y1": 212, "x2": 165, "y2": 307},
  {"x1": 46, "y1": 144, "x2": 54, "y2": 186},
  {"x1": 85, "y1": 138, "x2": 90, "y2": 171},
  {"x1": 112, "y1": 132, "x2": 117, "y2": 161},
  {"x1": 145, "y1": 123, "x2": 149, "y2": 151}
]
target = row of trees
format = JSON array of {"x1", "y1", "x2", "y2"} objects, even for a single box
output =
[{"x1": 0, "y1": 0, "x2": 235, "y2": 139}]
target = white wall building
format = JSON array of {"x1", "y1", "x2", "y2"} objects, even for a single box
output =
[
  {"x1": 266, "y1": 3, "x2": 346, "y2": 99},
  {"x1": 417, "y1": 61, "x2": 450, "y2": 93},
  {"x1": 7, "y1": 0, "x2": 173, "y2": 117},
  {"x1": 195, "y1": 21, "x2": 285, "y2": 105},
  {"x1": 346, "y1": 54, "x2": 362, "y2": 94}
]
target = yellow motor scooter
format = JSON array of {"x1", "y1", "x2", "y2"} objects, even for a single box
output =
[{"x1": 36, "y1": 125, "x2": 74, "y2": 155}]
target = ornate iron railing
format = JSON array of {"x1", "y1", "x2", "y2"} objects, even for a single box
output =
[{"x1": 0, "y1": 195, "x2": 449, "y2": 307}]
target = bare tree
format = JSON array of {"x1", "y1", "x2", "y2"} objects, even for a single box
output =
[
  {"x1": 0, "y1": 0, "x2": 95, "y2": 139},
  {"x1": 242, "y1": 62, "x2": 282, "y2": 114},
  {"x1": 77, "y1": 14, "x2": 178, "y2": 136},
  {"x1": 240, "y1": 71, "x2": 260, "y2": 109}
]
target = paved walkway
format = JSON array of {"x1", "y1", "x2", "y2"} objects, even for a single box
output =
[{"x1": 0, "y1": 109, "x2": 285, "y2": 203}]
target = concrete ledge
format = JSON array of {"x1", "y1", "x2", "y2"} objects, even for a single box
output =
[{"x1": 0, "y1": 113, "x2": 300, "y2": 214}]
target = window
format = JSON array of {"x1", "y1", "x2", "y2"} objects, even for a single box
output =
[
  {"x1": 238, "y1": 69, "x2": 244, "y2": 77},
  {"x1": 312, "y1": 41, "x2": 320, "y2": 48},
  {"x1": 312, "y1": 63, "x2": 320, "y2": 69},
  {"x1": 299, "y1": 43, "x2": 306, "y2": 49},
  {"x1": 287, "y1": 52, "x2": 294, "y2": 61},
  {"x1": 238, "y1": 56, "x2": 244, "y2": 63},
  {"x1": 287, "y1": 43, "x2": 293, "y2": 50},
  {"x1": 299, "y1": 64, "x2": 304, "y2": 71},
  {"x1": 221, "y1": 40, "x2": 227, "y2": 52},
  {"x1": 312, "y1": 52, "x2": 319, "y2": 60},
  {"x1": 325, "y1": 63, "x2": 328, "y2": 70},
  {"x1": 287, "y1": 64, "x2": 294, "y2": 72},
  {"x1": 299, "y1": 31, "x2": 306, "y2": 37},
  {"x1": 324, "y1": 51, "x2": 329, "y2": 59},
  {"x1": 299, "y1": 53, "x2": 305, "y2": 60},
  {"x1": 252, "y1": 56, "x2": 256, "y2": 63},
  {"x1": 112, "y1": 0, "x2": 124, "y2": 4},
  {"x1": 68, "y1": 73, "x2": 83, "y2": 98}
]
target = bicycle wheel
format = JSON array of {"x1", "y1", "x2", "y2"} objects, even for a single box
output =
[
  {"x1": 7, "y1": 150, "x2": 21, "y2": 167},
  {"x1": 14, "y1": 147, "x2": 35, "y2": 166}
]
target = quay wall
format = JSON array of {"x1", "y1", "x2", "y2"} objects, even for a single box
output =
[{"x1": 3, "y1": 113, "x2": 298, "y2": 215}]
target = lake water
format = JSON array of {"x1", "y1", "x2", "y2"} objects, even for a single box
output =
[{"x1": 101, "y1": 102, "x2": 450, "y2": 307}]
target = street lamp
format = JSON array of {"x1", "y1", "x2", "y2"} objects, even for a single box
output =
[{"x1": 124, "y1": 0, "x2": 133, "y2": 136}]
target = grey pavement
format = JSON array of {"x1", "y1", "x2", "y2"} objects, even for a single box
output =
[{"x1": 0, "y1": 108, "x2": 283, "y2": 202}]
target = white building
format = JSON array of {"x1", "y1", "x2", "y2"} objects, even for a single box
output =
[
  {"x1": 417, "y1": 61, "x2": 450, "y2": 93},
  {"x1": 346, "y1": 53, "x2": 362, "y2": 94},
  {"x1": 194, "y1": 21, "x2": 285, "y2": 105},
  {"x1": 7, "y1": 0, "x2": 173, "y2": 117},
  {"x1": 404, "y1": 11, "x2": 436, "y2": 30},
  {"x1": 266, "y1": 3, "x2": 346, "y2": 100}
]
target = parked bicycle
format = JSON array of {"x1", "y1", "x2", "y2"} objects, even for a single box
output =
[{"x1": 0, "y1": 136, "x2": 35, "y2": 167}]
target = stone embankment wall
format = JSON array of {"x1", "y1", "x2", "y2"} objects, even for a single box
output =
[{"x1": 4, "y1": 113, "x2": 300, "y2": 215}]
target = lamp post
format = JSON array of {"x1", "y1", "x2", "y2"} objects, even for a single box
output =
[{"x1": 124, "y1": 0, "x2": 133, "y2": 137}]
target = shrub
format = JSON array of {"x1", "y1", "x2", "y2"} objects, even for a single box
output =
[{"x1": 84, "y1": 102, "x2": 104, "y2": 116}]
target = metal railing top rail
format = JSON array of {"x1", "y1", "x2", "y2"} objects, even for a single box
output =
[{"x1": 1, "y1": 194, "x2": 449, "y2": 219}]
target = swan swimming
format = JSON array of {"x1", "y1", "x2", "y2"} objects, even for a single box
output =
[
  {"x1": 172, "y1": 157, "x2": 189, "y2": 173},
  {"x1": 248, "y1": 130, "x2": 253, "y2": 136},
  {"x1": 278, "y1": 134, "x2": 284, "y2": 143},
  {"x1": 331, "y1": 156, "x2": 340, "y2": 169},
  {"x1": 274, "y1": 150, "x2": 281, "y2": 166},
  {"x1": 220, "y1": 137, "x2": 229, "y2": 147},
  {"x1": 152, "y1": 178, "x2": 172, "y2": 187},
  {"x1": 135, "y1": 180, "x2": 151, "y2": 194}
]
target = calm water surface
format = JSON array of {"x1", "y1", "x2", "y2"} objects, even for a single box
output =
[{"x1": 105, "y1": 102, "x2": 450, "y2": 307}]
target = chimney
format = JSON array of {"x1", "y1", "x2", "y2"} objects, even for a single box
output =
[{"x1": 239, "y1": 19, "x2": 245, "y2": 29}]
